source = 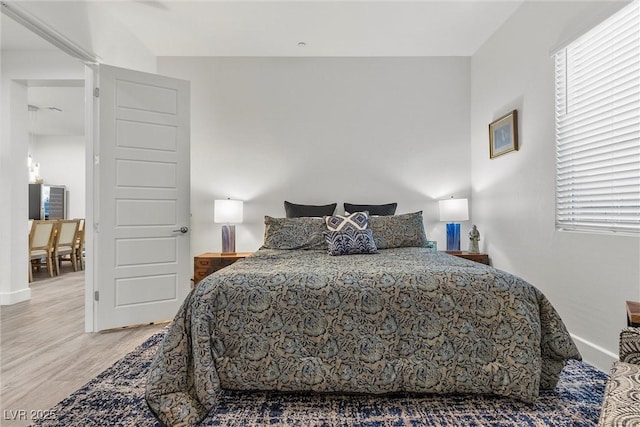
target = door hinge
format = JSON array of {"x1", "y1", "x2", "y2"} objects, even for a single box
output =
[
  {"x1": 94, "y1": 87, "x2": 99, "y2": 98},
  {"x1": 94, "y1": 291, "x2": 99, "y2": 301}
]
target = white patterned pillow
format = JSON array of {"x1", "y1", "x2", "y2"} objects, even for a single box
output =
[
  {"x1": 324, "y1": 211, "x2": 369, "y2": 233},
  {"x1": 323, "y1": 229, "x2": 378, "y2": 256}
]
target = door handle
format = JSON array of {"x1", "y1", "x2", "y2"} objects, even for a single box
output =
[{"x1": 173, "y1": 226, "x2": 189, "y2": 234}]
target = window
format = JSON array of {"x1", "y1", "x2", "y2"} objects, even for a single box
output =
[{"x1": 554, "y1": 0, "x2": 639, "y2": 235}]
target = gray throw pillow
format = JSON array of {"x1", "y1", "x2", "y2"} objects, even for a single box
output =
[
  {"x1": 368, "y1": 211, "x2": 428, "y2": 249},
  {"x1": 262, "y1": 216, "x2": 327, "y2": 250}
]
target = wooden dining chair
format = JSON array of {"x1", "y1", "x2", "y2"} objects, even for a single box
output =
[
  {"x1": 74, "y1": 218, "x2": 85, "y2": 270},
  {"x1": 28, "y1": 220, "x2": 57, "y2": 282},
  {"x1": 54, "y1": 219, "x2": 80, "y2": 275}
]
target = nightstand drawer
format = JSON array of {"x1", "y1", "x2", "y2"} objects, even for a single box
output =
[
  {"x1": 444, "y1": 251, "x2": 490, "y2": 265},
  {"x1": 205, "y1": 258, "x2": 236, "y2": 269},
  {"x1": 193, "y1": 252, "x2": 253, "y2": 286}
]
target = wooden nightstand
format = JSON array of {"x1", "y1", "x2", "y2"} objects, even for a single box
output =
[
  {"x1": 193, "y1": 252, "x2": 253, "y2": 286},
  {"x1": 444, "y1": 251, "x2": 490, "y2": 266},
  {"x1": 627, "y1": 301, "x2": 640, "y2": 327}
]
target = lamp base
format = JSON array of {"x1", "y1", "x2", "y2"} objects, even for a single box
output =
[
  {"x1": 446, "y1": 223, "x2": 461, "y2": 251},
  {"x1": 221, "y1": 224, "x2": 236, "y2": 254}
]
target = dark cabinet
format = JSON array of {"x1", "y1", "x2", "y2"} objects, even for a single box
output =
[{"x1": 29, "y1": 184, "x2": 66, "y2": 220}]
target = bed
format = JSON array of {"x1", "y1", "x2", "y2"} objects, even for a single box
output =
[{"x1": 146, "y1": 213, "x2": 581, "y2": 426}]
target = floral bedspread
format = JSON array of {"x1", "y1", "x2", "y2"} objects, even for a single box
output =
[{"x1": 146, "y1": 248, "x2": 581, "y2": 426}]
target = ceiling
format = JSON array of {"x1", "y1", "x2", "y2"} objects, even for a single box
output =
[
  {"x1": 28, "y1": 85, "x2": 85, "y2": 136},
  {"x1": 2, "y1": 1, "x2": 525, "y2": 136},
  {"x1": 2, "y1": 1, "x2": 524, "y2": 57},
  {"x1": 1, "y1": 10, "x2": 56, "y2": 51}
]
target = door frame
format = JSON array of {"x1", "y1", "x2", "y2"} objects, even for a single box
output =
[{"x1": 84, "y1": 65, "x2": 97, "y2": 332}]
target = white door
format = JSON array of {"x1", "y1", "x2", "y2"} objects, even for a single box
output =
[{"x1": 93, "y1": 64, "x2": 190, "y2": 331}]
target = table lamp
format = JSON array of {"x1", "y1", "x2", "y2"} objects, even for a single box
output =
[
  {"x1": 439, "y1": 197, "x2": 469, "y2": 251},
  {"x1": 214, "y1": 199, "x2": 243, "y2": 254}
]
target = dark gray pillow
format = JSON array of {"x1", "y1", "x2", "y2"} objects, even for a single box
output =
[
  {"x1": 344, "y1": 202, "x2": 397, "y2": 216},
  {"x1": 262, "y1": 216, "x2": 327, "y2": 250},
  {"x1": 324, "y1": 229, "x2": 378, "y2": 256},
  {"x1": 284, "y1": 201, "x2": 337, "y2": 218},
  {"x1": 368, "y1": 211, "x2": 428, "y2": 249}
]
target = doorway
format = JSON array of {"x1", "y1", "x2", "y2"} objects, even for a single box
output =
[
  {"x1": 27, "y1": 82, "x2": 86, "y2": 281},
  {"x1": 1, "y1": 8, "x2": 90, "y2": 318},
  {"x1": 3, "y1": 6, "x2": 192, "y2": 333}
]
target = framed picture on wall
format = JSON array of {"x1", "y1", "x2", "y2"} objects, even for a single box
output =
[{"x1": 489, "y1": 110, "x2": 518, "y2": 159}]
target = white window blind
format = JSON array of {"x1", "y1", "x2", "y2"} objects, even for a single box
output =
[{"x1": 554, "y1": 0, "x2": 640, "y2": 234}]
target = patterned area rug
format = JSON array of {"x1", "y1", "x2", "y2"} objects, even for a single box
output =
[{"x1": 32, "y1": 329, "x2": 608, "y2": 426}]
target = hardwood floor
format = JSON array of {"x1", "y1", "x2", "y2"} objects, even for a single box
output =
[{"x1": 0, "y1": 266, "x2": 167, "y2": 426}]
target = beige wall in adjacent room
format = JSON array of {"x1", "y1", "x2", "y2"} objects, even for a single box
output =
[{"x1": 31, "y1": 135, "x2": 86, "y2": 220}]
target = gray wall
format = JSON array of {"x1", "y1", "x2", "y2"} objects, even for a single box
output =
[
  {"x1": 159, "y1": 57, "x2": 472, "y2": 256},
  {"x1": 470, "y1": 1, "x2": 639, "y2": 370}
]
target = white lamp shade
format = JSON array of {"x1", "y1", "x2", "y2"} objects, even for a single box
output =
[
  {"x1": 214, "y1": 199, "x2": 243, "y2": 223},
  {"x1": 439, "y1": 198, "x2": 469, "y2": 222}
]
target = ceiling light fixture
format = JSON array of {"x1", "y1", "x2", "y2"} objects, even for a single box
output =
[
  {"x1": 297, "y1": 41, "x2": 306, "y2": 47},
  {"x1": 28, "y1": 104, "x2": 63, "y2": 112}
]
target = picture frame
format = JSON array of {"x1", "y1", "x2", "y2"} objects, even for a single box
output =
[{"x1": 489, "y1": 110, "x2": 518, "y2": 159}]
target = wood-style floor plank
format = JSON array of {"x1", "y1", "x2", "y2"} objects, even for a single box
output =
[{"x1": 0, "y1": 266, "x2": 167, "y2": 426}]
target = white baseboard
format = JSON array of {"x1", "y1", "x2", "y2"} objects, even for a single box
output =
[
  {"x1": 571, "y1": 333, "x2": 618, "y2": 372},
  {"x1": 0, "y1": 287, "x2": 31, "y2": 305}
]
